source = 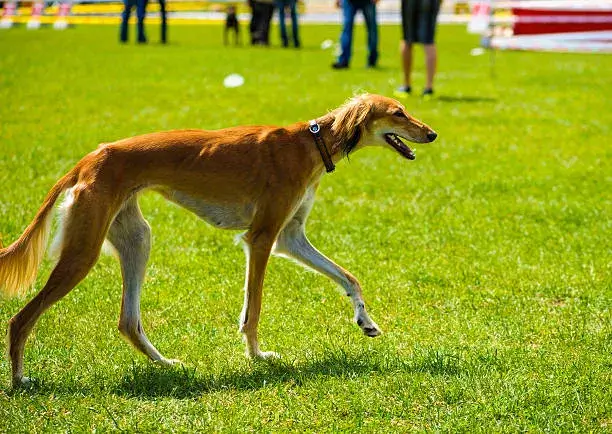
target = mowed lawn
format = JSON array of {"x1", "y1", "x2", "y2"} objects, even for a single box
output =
[{"x1": 0, "y1": 22, "x2": 611, "y2": 431}]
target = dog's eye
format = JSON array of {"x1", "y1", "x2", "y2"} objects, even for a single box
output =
[{"x1": 393, "y1": 110, "x2": 406, "y2": 118}]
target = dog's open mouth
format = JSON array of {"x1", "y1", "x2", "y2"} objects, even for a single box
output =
[{"x1": 385, "y1": 133, "x2": 415, "y2": 160}]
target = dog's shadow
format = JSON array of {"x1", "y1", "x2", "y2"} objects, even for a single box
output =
[
  {"x1": 12, "y1": 349, "x2": 470, "y2": 399},
  {"x1": 113, "y1": 349, "x2": 466, "y2": 399}
]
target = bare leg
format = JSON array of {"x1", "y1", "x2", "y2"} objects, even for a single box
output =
[
  {"x1": 238, "y1": 229, "x2": 278, "y2": 359},
  {"x1": 106, "y1": 197, "x2": 179, "y2": 365},
  {"x1": 400, "y1": 40, "x2": 413, "y2": 88},
  {"x1": 424, "y1": 43, "x2": 437, "y2": 90},
  {"x1": 274, "y1": 218, "x2": 381, "y2": 337}
]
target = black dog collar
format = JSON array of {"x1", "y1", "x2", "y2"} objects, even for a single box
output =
[{"x1": 308, "y1": 120, "x2": 335, "y2": 173}]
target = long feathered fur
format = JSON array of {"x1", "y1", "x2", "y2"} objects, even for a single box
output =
[
  {"x1": 0, "y1": 172, "x2": 76, "y2": 298},
  {"x1": 331, "y1": 94, "x2": 373, "y2": 156}
]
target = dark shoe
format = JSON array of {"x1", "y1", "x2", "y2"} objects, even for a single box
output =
[
  {"x1": 367, "y1": 61, "x2": 377, "y2": 68},
  {"x1": 393, "y1": 86, "x2": 412, "y2": 99},
  {"x1": 422, "y1": 88, "x2": 434, "y2": 100},
  {"x1": 332, "y1": 62, "x2": 349, "y2": 69}
]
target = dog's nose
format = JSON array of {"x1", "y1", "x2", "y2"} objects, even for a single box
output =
[{"x1": 427, "y1": 131, "x2": 437, "y2": 142}]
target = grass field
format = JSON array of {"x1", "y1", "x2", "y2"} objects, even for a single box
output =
[{"x1": 1, "y1": 23, "x2": 611, "y2": 431}]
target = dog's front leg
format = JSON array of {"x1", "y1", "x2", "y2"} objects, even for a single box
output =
[
  {"x1": 238, "y1": 230, "x2": 279, "y2": 359},
  {"x1": 275, "y1": 220, "x2": 382, "y2": 337}
]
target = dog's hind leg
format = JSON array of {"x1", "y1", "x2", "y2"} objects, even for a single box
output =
[
  {"x1": 274, "y1": 193, "x2": 381, "y2": 338},
  {"x1": 106, "y1": 196, "x2": 179, "y2": 366},
  {"x1": 8, "y1": 187, "x2": 112, "y2": 387}
]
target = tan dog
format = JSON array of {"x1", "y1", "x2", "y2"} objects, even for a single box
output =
[{"x1": 0, "y1": 94, "x2": 436, "y2": 387}]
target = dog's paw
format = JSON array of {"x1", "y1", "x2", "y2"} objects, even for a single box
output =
[
  {"x1": 155, "y1": 358, "x2": 184, "y2": 367},
  {"x1": 356, "y1": 318, "x2": 382, "y2": 337},
  {"x1": 12, "y1": 376, "x2": 35, "y2": 389},
  {"x1": 363, "y1": 326, "x2": 382, "y2": 338},
  {"x1": 249, "y1": 351, "x2": 281, "y2": 361},
  {"x1": 259, "y1": 351, "x2": 281, "y2": 360}
]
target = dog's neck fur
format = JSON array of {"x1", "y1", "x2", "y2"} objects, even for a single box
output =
[{"x1": 305, "y1": 111, "x2": 360, "y2": 167}]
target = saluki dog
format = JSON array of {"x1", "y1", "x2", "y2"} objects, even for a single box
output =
[{"x1": 0, "y1": 94, "x2": 437, "y2": 388}]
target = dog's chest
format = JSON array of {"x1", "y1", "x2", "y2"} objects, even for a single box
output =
[{"x1": 168, "y1": 190, "x2": 254, "y2": 230}]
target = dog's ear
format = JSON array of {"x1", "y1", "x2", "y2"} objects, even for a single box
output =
[{"x1": 332, "y1": 94, "x2": 373, "y2": 156}]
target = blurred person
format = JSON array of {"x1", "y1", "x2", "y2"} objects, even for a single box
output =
[
  {"x1": 395, "y1": 0, "x2": 441, "y2": 98},
  {"x1": 224, "y1": 4, "x2": 240, "y2": 45},
  {"x1": 159, "y1": 0, "x2": 167, "y2": 44},
  {"x1": 120, "y1": 0, "x2": 148, "y2": 44},
  {"x1": 276, "y1": 0, "x2": 300, "y2": 48},
  {"x1": 332, "y1": 0, "x2": 379, "y2": 69},
  {"x1": 249, "y1": 0, "x2": 275, "y2": 45}
]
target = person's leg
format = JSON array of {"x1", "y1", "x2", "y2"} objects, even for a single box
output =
[
  {"x1": 421, "y1": 0, "x2": 440, "y2": 93},
  {"x1": 250, "y1": 1, "x2": 263, "y2": 44},
  {"x1": 424, "y1": 43, "x2": 437, "y2": 91},
  {"x1": 290, "y1": 0, "x2": 300, "y2": 47},
  {"x1": 255, "y1": 2, "x2": 273, "y2": 45},
  {"x1": 136, "y1": 0, "x2": 147, "y2": 43},
  {"x1": 263, "y1": 3, "x2": 274, "y2": 45},
  {"x1": 362, "y1": 2, "x2": 378, "y2": 67},
  {"x1": 277, "y1": 0, "x2": 288, "y2": 46},
  {"x1": 159, "y1": 0, "x2": 167, "y2": 43},
  {"x1": 335, "y1": 0, "x2": 356, "y2": 67},
  {"x1": 395, "y1": 0, "x2": 417, "y2": 94},
  {"x1": 400, "y1": 40, "x2": 413, "y2": 88},
  {"x1": 120, "y1": 0, "x2": 133, "y2": 42},
  {"x1": 234, "y1": 18, "x2": 240, "y2": 45}
]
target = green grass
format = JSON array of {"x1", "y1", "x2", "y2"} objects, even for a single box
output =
[{"x1": 1, "y1": 23, "x2": 611, "y2": 432}]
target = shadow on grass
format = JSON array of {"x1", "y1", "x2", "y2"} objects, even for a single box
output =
[
  {"x1": 436, "y1": 95, "x2": 497, "y2": 103},
  {"x1": 111, "y1": 349, "x2": 464, "y2": 399},
  {"x1": 9, "y1": 349, "x2": 470, "y2": 399}
]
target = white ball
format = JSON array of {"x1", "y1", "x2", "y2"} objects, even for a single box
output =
[
  {"x1": 320, "y1": 39, "x2": 334, "y2": 50},
  {"x1": 223, "y1": 73, "x2": 245, "y2": 88}
]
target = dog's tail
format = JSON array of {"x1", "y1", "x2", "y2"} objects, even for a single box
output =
[{"x1": 0, "y1": 171, "x2": 78, "y2": 298}]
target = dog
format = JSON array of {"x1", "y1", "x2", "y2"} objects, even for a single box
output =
[
  {"x1": 224, "y1": 5, "x2": 240, "y2": 45},
  {"x1": 0, "y1": 93, "x2": 437, "y2": 388}
]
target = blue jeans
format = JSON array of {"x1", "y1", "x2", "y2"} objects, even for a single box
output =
[
  {"x1": 338, "y1": 0, "x2": 378, "y2": 66},
  {"x1": 276, "y1": 0, "x2": 300, "y2": 47},
  {"x1": 120, "y1": 0, "x2": 147, "y2": 43}
]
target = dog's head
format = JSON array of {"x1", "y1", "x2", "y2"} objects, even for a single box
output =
[{"x1": 331, "y1": 93, "x2": 437, "y2": 160}]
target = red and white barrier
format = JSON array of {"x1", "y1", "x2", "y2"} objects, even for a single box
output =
[
  {"x1": 512, "y1": 7, "x2": 612, "y2": 36},
  {"x1": 54, "y1": 1, "x2": 72, "y2": 30},
  {"x1": 0, "y1": 0, "x2": 73, "y2": 30},
  {"x1": 492, "y1": 31, "x2": 612, "y2": 52},
  {"x1": 473, "y1": 0, "x2": 612, "y2": 53},
  {"x1": 26, "y1": 1, "x2": 44, "y2": 29},
  {"x1": 0, "y1": 0, "x2": 17, "y2": 29}
]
